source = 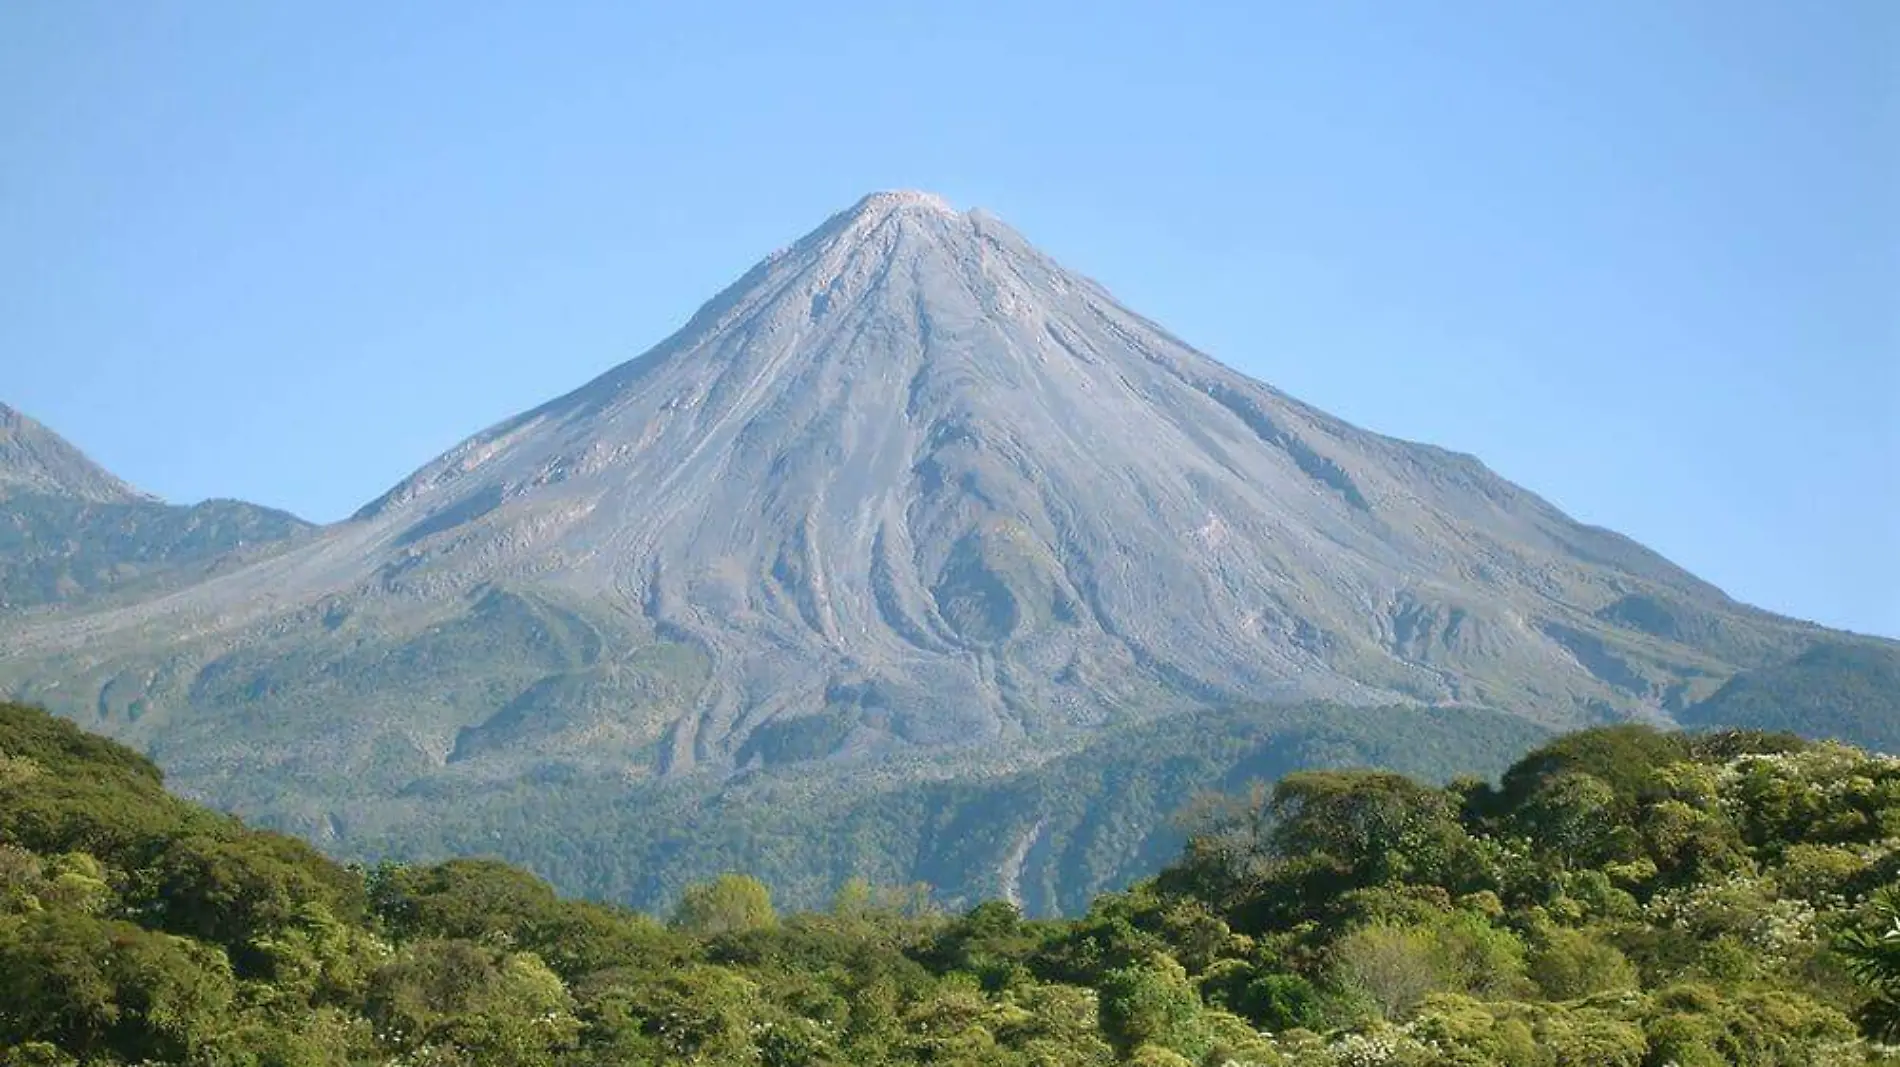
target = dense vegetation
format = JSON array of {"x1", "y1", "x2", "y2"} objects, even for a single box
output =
[
  {"x1": 4, "y1": 700, "x2": 1900, "y2": 1065},
  {"x1": 354, "y1": 702, "x2": 1549, "y2": 915},
  {"x1": 0, "y1": 492, "x2": 308, "y2": 612},
  {"x1": 1681, "y1": 642, "x2": 1900, "y2": 756}
]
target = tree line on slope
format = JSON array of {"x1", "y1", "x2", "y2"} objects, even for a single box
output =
[
  {"x1": 338, "y1": 701, "x2": 1550, "y2": 915},
  {"x1": 3, "y1": 699, "x2": 1900, "y2": 1066}
]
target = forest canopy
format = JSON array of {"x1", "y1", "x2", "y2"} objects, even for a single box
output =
[{"x1": 2, "y1": 699, "x2": 1899, "y2": 1066}]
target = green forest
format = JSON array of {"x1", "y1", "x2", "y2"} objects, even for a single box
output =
[{"x1": 4, "y1": 698, "x2": 1900, "y2": 1066}]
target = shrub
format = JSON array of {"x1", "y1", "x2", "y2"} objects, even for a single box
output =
[{"x1": 1527, "y1": 927, "x2": 1639, "y2": 1000}]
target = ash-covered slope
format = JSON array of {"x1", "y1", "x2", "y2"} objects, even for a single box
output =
[
  {"x1": 0, "y1": 401, "x2": 151, "y2": 503},
  {"x1": 0, "y1": 193, "x2": 1844, "y2": 893},
  {"x1": 334, "y1": 190, "x2": 1814, "y2": 739}
]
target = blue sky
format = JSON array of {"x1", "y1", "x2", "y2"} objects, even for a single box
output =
[{"x1": 2, "y1": 2, "x2": 1894, "y2": 636}]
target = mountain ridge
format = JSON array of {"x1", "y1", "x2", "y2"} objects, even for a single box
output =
[
  {"x1": 0, "y1": 400, "x2": 154, "y2": 504},
  {"x1": 0, "y1": 401, "x2": 313, "y2": 613},
  {"x1": 0, "y1": 191, "x2": 1885, "y2": 908}
]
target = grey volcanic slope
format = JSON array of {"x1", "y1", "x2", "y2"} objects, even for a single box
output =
[
  {"x1": 0, "y1": 401, "x2": 150, "y2": 503},
  {"x1": 0, "y1": 192, "x2": 1861, "y2": 901},
  {"x1": 0, "y1": 403, "x2": 312, "y2": 612}
]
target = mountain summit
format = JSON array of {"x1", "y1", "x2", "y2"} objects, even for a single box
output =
[
  {"x1": 0, "y1": 401, "x2": 311, "y2": 613},
  {"x1": 340, "y1": 187, "x2": 1809, "y2": 749},
  {"x1": 0, "y1": 401, "x2": 151, "y2": 503},
  {"x1": 0, "y1": 194, "x2": 1857, "y2": 907}
]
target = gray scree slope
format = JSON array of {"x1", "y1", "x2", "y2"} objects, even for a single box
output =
[
  {"x1": 0, "y1": 191, "x2": 1831, "y2": 826},
  {"x1": 0, "y1": 402, "x2": 153, "y2": 503}
]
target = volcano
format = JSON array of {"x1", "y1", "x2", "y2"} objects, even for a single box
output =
[{"x1": 0, "y1": 192, "x2": 1849, "y2": 908}]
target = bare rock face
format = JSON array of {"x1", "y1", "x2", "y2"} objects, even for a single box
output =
[
  {"x1": 0, "y1": 193, "x2": 1847, "y2": 893},
  {"x1": 0, "y1": 402, "x2": 151, "y2": 503}
]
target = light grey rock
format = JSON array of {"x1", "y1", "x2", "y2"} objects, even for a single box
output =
[
  {"x1": 0, "y1": 193, "x2": 1864, "y2": 902},
  {"x1": 0, "y1": 401, "x2": 152, "y2": 503}
]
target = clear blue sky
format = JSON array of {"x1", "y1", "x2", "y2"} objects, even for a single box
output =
[{"x1": 2, "y1": 2, "x2": 1894, "y2": 636}]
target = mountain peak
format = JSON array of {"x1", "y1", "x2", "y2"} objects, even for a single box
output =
[
  {"x1": 0, "y1": 401, "x2": 152, "y2": 503},
  {"x1": 810, "y1": 189, "x2": 971, "y2": 256},
  {"x1": 3, "y1": 194, "x2": 1856, "y2": 917},
  {"x1": 315, "y1": 187, "x2": 1805, "y2": 765},
  {"x1": 850, "y1": 189, "x2": 957, "y2": 218}
]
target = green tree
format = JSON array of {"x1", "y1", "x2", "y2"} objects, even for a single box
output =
[
  {"x1": 575, "y1": 964, "x2": 761, "y2": 1064},
  {"x1": 139, "y1": 832, "x2": 365, "y2": 972},
  {"x1": 1496, "y1": 725, "x2": 1687, "y2": 813},
  {"x1": 371, "y1": 858, "x2": 561, "y2": 944},
  {"x1": 1838, "y1": 885, "x2": 1900, "y2": 1040},
  {"x1": 249, "y1": 901, "x2": 386, "y2": 1008},
  {"x1": 1509, "y1": 771, "x2": 1628, "y2": 868},
  {"x1": 1526, "y1": 926, "x2": 1639, "y2": 1000},
  {"x1": 0, "y1": 910, "x2": 234, "y2": 1063},
  {"x1": 1329, "y1": 921, "x2": 1444, "y2": 1021},
  {"x1": 671, "y1": 873, "x2": 778, "y2": 937},
  {"x1": 366, "y1": 939, "x2": 578, "y2": 1066},
  {"x1": 1267, "y1": 770, "x2": 1473, "y2": 890},
  {"x1": 1096, "y1": 954, "x2": 1201, "y2": 1055},
  {"x1": 1201, "y1": 963, "x2": 1324, "y2": 1032}
]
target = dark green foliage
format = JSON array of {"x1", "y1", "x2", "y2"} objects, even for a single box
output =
[
  {"x1": 205, "y1": 700, "x2": 1555, "y2": 917},
  {"x1": 1495, "y1": 723, "x2": 1689, "y2": 812},
  {"x1": 0, "y1": 701, "x2": 163, "y2": 786},
  {"x1": 0, "y1": 492, "x2": 308, "y2": 613},
  {"x1": 4, "y1": 699, "x2": 1900, "y2": 1065},
  {"x1": 0, "y1": 910, "x2": 234, "y2": 1062},
  {"x1": 1526, "y1": 926, "x2": 1639, "y2": 999},
  {"x1": 1158, "y1": 767, "x2": 1489, "y2": 929},
  {"x1": 1839, "y1": 887, "x2": 1900, "y2": 1041},
  {"x1": 1097, "y1": 954, "x2": 1199, "y2": 1054},
  {"x1": 366, "y1": 939, "x2": 578, "y2": 1065},
  {"x1": 368, "y1": 858, "x2": 684, "y2": 982},
  {"x1": 1506, "y1": 769, "x2": 1631, "y2": 867},
  {"x1": 670, "y1": 873, "x2": 777, "y2": 937},
  {"x1": 1683, "y1": 641, "x2": 1900, "y2": 754},
  {"x1": 140, "y1": 833, "x2": 366, "y2": 963},
  {"x1": 919, "y1": 900, "x2": 1045, "y2": 989},
  {"x1": 1202, "y1": 967, "x2": 1325, "y2": 1031}
]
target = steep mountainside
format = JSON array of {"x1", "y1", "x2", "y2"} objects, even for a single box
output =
[
  {"x1": 335, "y1": 701, "x2": 1549, "y2": 914},
  {"x1": 0, "y1": 403, "x2": 311, "y2": 612},
  {"x1": 1681, "y1": 641, "x2": 1900, "y2": 755},
  {"x1": 0, "y1": 401, "x2": 149, "y2": 502},
  {"x1": 0, "y1": 192, "x2": 1871, "y2": 907}
]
